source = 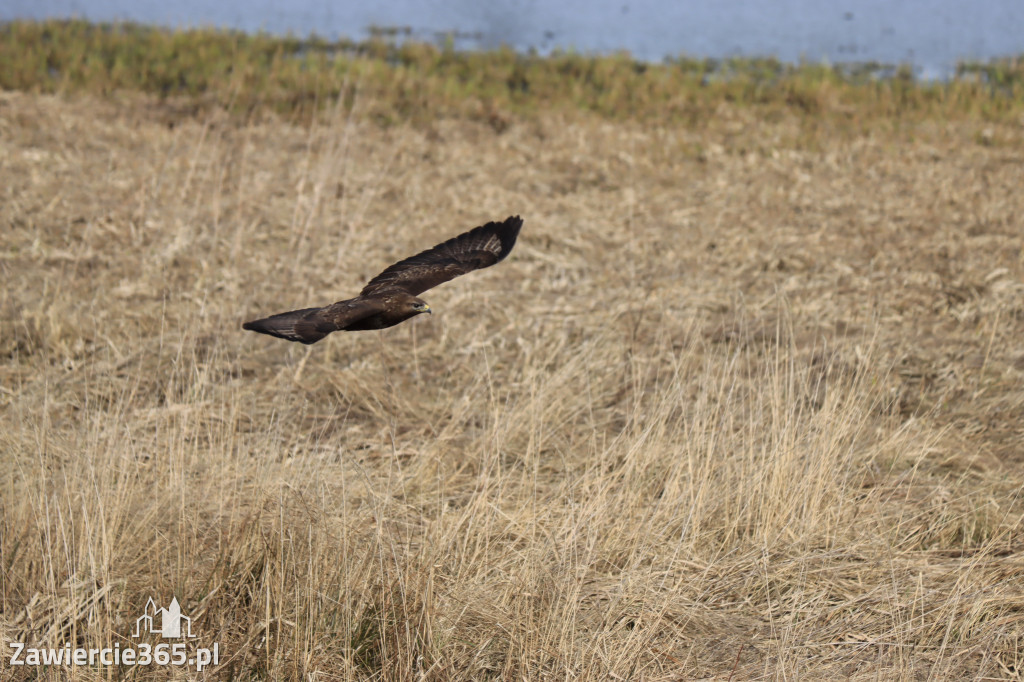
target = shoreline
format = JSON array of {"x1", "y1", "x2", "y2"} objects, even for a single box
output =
[{"x1": 2, "y1": 19, "x2": 1023, "y2": 125}]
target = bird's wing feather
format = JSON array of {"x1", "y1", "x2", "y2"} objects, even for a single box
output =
[
  {"x1": 242, "y1": 298, "x2": 385, "y2": 344},
  {"x1": 360, "y1": 215, "x2": 523, "y2": 297}
]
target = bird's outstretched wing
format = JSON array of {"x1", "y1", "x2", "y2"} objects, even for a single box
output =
[
  {"x1": 360, "y1": 215, "x2": 523, "y2": 297},
  {"x1": 242, "y1": 299, "x2": 385, "y2": 344}
]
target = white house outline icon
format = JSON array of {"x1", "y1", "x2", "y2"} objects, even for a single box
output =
[{"x1": 132, "y1": 597, "x2": 195, "y2": 639}]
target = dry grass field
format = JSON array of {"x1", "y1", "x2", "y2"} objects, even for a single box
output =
[{"x1": 2, "y1": 76, "x2": 1024, "y2": 679}]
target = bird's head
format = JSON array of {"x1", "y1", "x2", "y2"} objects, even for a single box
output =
[{"x1": 410, "y1": 298, "x2": 431, "y2": 315}]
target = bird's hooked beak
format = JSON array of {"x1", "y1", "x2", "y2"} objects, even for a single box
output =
[{"x1": 415, "y1": 303, "x2": 432, "y2": 314}]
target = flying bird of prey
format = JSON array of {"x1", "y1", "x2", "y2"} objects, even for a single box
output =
[{"x1": 243, "y1": 215, "x2": 523, "y2": 344}]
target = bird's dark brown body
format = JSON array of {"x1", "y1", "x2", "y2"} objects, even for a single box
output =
[
  {"x1": 243, "y1": 216, "x2": 522, "y2": 344},
  {"x1": 334, "y1": 294, "x2": 426, "y2": 331}
]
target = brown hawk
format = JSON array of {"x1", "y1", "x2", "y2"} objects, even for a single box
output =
[{"x1": 243, "y1": 216, "x2": 523, "y2": 344}]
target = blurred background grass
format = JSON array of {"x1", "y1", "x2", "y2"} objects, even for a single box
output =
[{"x1": 3, "y1": 19, "x2": 1024, "y2": 126}]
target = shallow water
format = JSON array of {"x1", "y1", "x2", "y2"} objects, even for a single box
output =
[{"x1": 7, "y1": 0, "x2": 1024, "y2": 77}]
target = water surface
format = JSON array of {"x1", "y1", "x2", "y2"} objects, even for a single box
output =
[{"x1": 6, "y1": 0, "x2": 1024, "y2": 77}]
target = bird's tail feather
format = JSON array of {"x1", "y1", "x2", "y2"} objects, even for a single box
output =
[{"x1": 242, "y1": 307, "x2": 329, "y2": 344}]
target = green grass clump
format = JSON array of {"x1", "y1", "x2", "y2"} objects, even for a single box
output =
[{"x1": 2, "y1": 19, "x2": 1024, "y2": 125}]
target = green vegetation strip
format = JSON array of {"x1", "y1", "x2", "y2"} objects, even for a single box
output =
[{"x1": 2, "y1": 19, "x2": 1023, "y2": 122}]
